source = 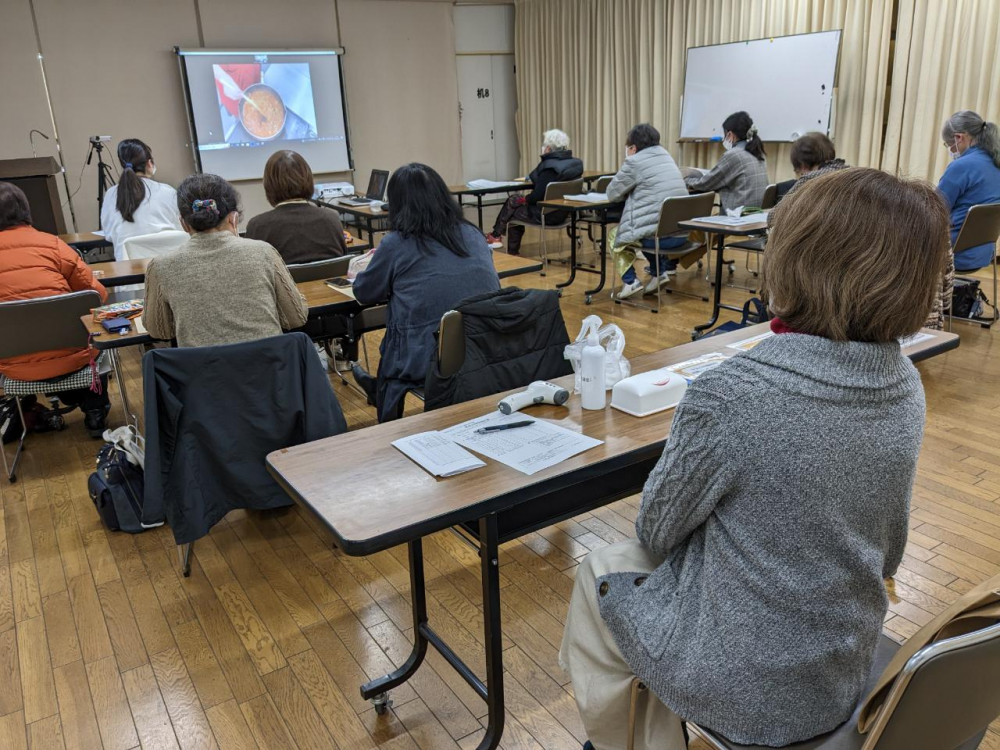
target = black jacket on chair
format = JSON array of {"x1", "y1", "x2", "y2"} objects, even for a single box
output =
[
  {"x1": 142, "y1": 332, "x2": 347, "y2": 544},
  {"x1": 526, "y1": 149, "x2": 584, "y2": 223},
  {"x1": 423, "y1": 287, "x2": 573, "y2": 411}
]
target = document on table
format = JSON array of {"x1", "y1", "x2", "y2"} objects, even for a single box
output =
[
  {"x1": 692, "y1": 214, "x2": 766, "y2": 227},
  {"x1": 564, "y1": 192, "x2": 610, "y2": 203},
  {"x1": 392, "y1": 431, "x2": 486, "y2": 477},
  {"x1": 726, "y1": 330, "x2": 775, "y2": 351},
  {"x1": 666, "y1": 352, "x2": 732, "y2": 381},
  {"x1": 442, "y1": 412, "x2": 603, "y2": 476},
  {"x1": 466, "y1": 179, "x2": 527, "y2": 189},
  {"x1": 898, "y1": 331, "x2": 934, "y2": 348},
  {"x1": 325, "y1": 279, "x2": 356, "y2": 300}
]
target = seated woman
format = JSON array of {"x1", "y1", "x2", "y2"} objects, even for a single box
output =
[
  {"x1": 485, "y1": 129, "x2": 583, "y2": 255},
  {"x1": 606, "y1": 123, "x2": 690, "y2": 300},
  {"x1": 560, "y1": 168, "x2": 950, "y2": 750},
  {"x1": 245, "y1": 150, "x2": 349, "y2": 264},
  {"x1": 142, "y1": 174, "x2": 307, "y2": 348},
  {"x1": 101, "y1": 138, "x2": 183, "y2": 261},
  {"x1": 0, "y1": 182, "x2": 110, "y2": 437},
  {"x1": 938, "y1": 110, "x2": 1000, "y2": 272},
  {"x1": 352, "y1": 163, "x2": 500, "y2": 421},
  {"x1": 775, "y1": 131, "x2": 849, "y2": 201},
  {"x1": 683, "y1": 111, "x2": 768, "y2": 213}
]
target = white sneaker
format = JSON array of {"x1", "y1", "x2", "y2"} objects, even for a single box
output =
[
  {"x1": 616, "y1": 279, "x2": 644, "y2": 300},
  {"x1": 643, "y1": 270, "x2": 675, "y2": 295}
]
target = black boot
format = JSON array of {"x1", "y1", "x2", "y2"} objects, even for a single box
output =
[
  {"x1": 83, "y1": 404, "x2": 110, "y2": 439},
  {"x1": 351, "y1": 364, "x2": 378, "y2": 407}
]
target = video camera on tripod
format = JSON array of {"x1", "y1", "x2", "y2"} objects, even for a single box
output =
[{"x1": 86, "y1": 135, "x2": 116, "y2": 227}]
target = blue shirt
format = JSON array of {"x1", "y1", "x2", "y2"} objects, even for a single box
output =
[{"x1": 937, "y1": 145, "x2": 1000, "y2": 270}]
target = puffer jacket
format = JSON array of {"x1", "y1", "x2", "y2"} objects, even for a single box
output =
[
  {"x1": 0, "y1": 225, "x2": 107, "y2": 381},
  {"x1": 526, "y1": 149, "x2": 584, "y2": 223},
  {"x1": 607, "y1": 146, "x2": 689, "y2": 245}
]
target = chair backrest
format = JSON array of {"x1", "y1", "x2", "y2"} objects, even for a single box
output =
[
  {"x1": 121, "y1": 230, "x2": 188, "y2": 261},
  {"x1": 541, "y1": 179, "x2": 585, "y2": 215},
  {"x1": 655, "y1": 192, "x2": 717, "y2": 237},
  {"x1": 594, "y1": 176, "x2": 613, "y2": 193},
  {"x1": 760, "y1": 183, "x2": 778, "y2": 210},
  {"x1": 0, "y1": 290, "x2": 103, "y2": 360},
  {"x1": 437, "y1": 310, "x2": 465, "y2": 379},
  {"x1": 953, "y1": 203, "x2": 1000, "y2": 257},
  {"x1": 863, "y1": 622, "x2": 1000, "y2": 750},
  {"x1": 287, "y1": 253, "x2": 358, "y2": 283}
]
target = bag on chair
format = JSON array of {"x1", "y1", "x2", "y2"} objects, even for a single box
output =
[{"x1": 87, "y1": 427, "x2": 162, "y2": 533}]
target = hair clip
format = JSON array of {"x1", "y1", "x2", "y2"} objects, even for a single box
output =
[
  {"x1": 192, "y1": 199, "x2": 218, "y2": 212},
  {"x1": 124, "y1": 162, "x2": 134, "y2": 169}
]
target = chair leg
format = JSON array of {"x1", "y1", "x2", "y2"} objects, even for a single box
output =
[
  {"x1": 1, "y1": 396, "x2": 28, "y2": 483},
  {"x1": 626, "y1": 677, "x2": 645, "y2": 750},
  {"x1": 178, "y1": 542, "x2": 194, "y2": 577}
]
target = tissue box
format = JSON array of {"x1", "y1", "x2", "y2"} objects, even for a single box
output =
[{"x1": 610, "y1": 369, "x2": 688, "y2": 417}]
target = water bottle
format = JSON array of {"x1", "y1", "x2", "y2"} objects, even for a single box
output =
[{"x1": 580, "y1": 331, "x2": 606, "y2": 410}]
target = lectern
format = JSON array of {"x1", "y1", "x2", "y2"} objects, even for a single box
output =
[{"x1": 0, "y1": 157, "x2": 67, "y2": 235}]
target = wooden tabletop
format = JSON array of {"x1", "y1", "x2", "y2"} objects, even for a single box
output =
[
  {"x1": 332, "y1": 201, "x2": 390, "y2": 218},
  {"x1": 538, "y1": 197, "x2": 617, "y2": 211},
  {"x1": 60, "y1": 232, "x2": 110, "y2": 247},
  {"x1": 678, "y1": 217, "x2": 769, "y2": 235},
  {"x1": 582, "y1": 169, "x2": 613, "y2": 180},
  {"x1": 448, "y1": 180, "x2": 530, "y2": 195},
  {"x1": 266, "y1": 324, "x2": 959, "y2": 555}
]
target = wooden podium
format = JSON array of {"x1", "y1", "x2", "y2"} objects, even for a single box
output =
[{"x1": 0, "y1": 157, "x2": 67, "y2": 235}]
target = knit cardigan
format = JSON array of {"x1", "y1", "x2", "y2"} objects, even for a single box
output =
[{"x1": 597, "y1": 333, "x2": 924, "y2": 746}]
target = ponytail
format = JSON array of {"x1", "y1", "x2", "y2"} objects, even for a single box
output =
[
  {"x1": 978, "y1": 121, "x2": 1000, "y2": 170},
  {"x1": 942, "y1": 111, "x2": 1000, "y2": 170},
  {"x1": 722, "y1": 111, "x2": 766, "y2": 162},
  {"x1": 115, "y1": 138, "x2": 152, "y2": 223}
]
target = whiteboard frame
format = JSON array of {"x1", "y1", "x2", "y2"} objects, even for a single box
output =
[{"x1": 677, "y1": 30, "x2": 843, "y2": 143}]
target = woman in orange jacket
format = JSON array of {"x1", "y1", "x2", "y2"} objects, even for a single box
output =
[{"x1": 0, "y1": 182, "x2": 111, "y2": 436}]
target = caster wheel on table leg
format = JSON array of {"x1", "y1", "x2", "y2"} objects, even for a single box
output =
[
  {"x1": 585, "y1": 295, "x2": 592, "y2": 305},
  {"x1": 372, "y1": 692, "x2": 393, "y2": 715},
  {"x1": 697, "y1": 261, "x2": 704, "y2": 269},
  {"x1": 8, "y1": 475, "x2": 15, "y2": 484},
  {"x1": 728, "y1": 263, "x2": 736, "y2": 275}
]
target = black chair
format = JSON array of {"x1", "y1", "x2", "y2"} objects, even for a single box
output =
[
  {"x1": 947, "y1": 203, "x2": 1000, "y2": 329},
  {"x1": 0, "y1": 290, "x2": 104, "y2": 482},
  {"x1": 286, "y1": 253, "x2": 359, "y2": 284},
  {"x1": 681, "y1": 624, "x2": 1000, "y2": 750}
]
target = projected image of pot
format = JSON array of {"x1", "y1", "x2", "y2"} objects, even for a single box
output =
[{"x1": 240, "y1": 83, "x2": 286, "y2": 141}]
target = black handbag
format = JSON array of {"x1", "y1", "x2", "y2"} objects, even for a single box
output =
[
  {"x1": 951, "y1": 277, "x2": 986, "y2": 319},
  {"x1": 88, "y1": 441, "x2": 148, "y2": 533}
]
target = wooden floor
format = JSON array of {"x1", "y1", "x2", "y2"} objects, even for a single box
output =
[{"x1": 1, "y1": 238, "x2": 999, "y2": 750}]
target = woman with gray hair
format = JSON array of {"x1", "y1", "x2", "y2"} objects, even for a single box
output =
[
  {"x1": 938, "y1": 110, "x2": 1000, "y2": 271},
  {"x1": 485, "y1": 128, "x2": 583, "y2": 255}
]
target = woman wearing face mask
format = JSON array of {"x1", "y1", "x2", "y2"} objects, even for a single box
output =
[
  {"x1": 684, "y1": 111, "x2": 769, "y2": 213},
  {"x1": 100, "y1": 138, "x2": 183, "y2": 261},
  {"x1": 484, "y1": 129, "x2": 583, "y2": 255},
  {"x1": 142, "y1": 174, "x2": 307, "y2": 348},
  {"x1": 938, "y1": 110, "x2": 1000, "y2": 272}
]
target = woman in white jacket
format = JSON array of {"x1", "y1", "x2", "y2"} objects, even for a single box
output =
[{"x1": 607, "y1": 124, "x2": 690, "y2": 300}]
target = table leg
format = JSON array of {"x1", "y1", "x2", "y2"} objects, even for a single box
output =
[
  {"x1": 109, "y1": 348, "x2": 139, "y2": 430},
  {"x1": 583, "y1": 219, "x2": 609, "y2": 304},
  {"x1": 367, "y1": 217, "x2": 376, "y2": 246},
  {"x1": 692, "y1": 232, "x2": 726, "y2": 339},
  {"x1": 556, "y1": 212, "x2": 579, "y2": 290},
  {"x1": 477, "y1": 195, "x2": 485, "y2": 231}
]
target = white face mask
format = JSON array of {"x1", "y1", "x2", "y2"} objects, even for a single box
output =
[
  {"x1": 722, "y1": 137, "x2": 733, "y2": 152},
  {"x1": 149, "y1": 162, "x2": 157, "y2": 177}
]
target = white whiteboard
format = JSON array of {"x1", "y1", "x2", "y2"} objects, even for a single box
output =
[{"x1": 680, "y1": 30, "x2": 841, "y2": 142}]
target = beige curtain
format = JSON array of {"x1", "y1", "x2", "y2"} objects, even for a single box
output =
[
  {"x1": 514, "y1": 0, "x2": 893, "y2": 182},
  {"x1": 881, "y1": 0, "x2": 1000, "y2": 182}
]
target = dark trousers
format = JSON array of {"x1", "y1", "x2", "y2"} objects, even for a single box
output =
[
  {"x1": 53, "y1": 376, "x2": 110, "y2": 413},
  {"x1": 492, "y1": 198, "x2": 538, "y2": 255}
]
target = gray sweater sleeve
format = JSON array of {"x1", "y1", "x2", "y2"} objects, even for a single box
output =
[{"x1": 636, "y1": 399, "x2": 735, "y2": 557}]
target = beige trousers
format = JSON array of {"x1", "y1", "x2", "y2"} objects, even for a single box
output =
[{"x1": 559, "y1": 539, "x2": 687, "y2": 750}]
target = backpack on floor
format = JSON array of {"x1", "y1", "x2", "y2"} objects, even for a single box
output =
[{"x1": 87, "y1": 427, "x2": 162, "y2": 533}]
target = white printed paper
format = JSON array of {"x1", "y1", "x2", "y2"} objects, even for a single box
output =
[
  {"x1": 466, "y1": 179, "x2": 527, "y2": 190},
  {"x1": 726, "y1": 331, "x2": 775, "y2": 351},
  {"x1": 325, "y1": 280, "x2": 356, "y2": 300},
  {"x1": 442, "y1": 412, "x2": 603, "y2": 476},
  {"x1": 392, "y1": 431, "x2": 485, "y2": 478},
  {"x1": 692, "y1": 214, "x2": 766, "y2": 227},
  {"x1": 564, "y1": 192, "x2": 610, "y2": 203},
  {"x1": 898, "y1": 332, "x2": 934, "y2": 348},
  {"x1": 666, "y1": 352, "x2": 732, "y2": 381}
]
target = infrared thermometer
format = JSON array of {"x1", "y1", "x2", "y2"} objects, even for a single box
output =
[{"x1": 497, "y1": 381, "x2": 570, "y2": 415}]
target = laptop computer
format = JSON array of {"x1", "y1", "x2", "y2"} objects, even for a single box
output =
[{"x1": 340, "y1": 169, "x2": 389, "y2": 206}]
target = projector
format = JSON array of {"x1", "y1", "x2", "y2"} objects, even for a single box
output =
[{"x1": 315, "y1": 182, "x2": 354, "y2": 200}]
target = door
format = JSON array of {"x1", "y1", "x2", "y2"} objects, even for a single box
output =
[
  {"x1": 490, "y1": 55, "x2": 520, "y2": 180},
  {"x1": 457, "y1": 56, "x2": 496, "y2": 182}
]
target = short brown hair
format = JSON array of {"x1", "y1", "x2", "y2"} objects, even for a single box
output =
[
  {"x1": 263, "y1": 150, "x2": 314, "y2": 206},
  {"x1": 0, "y1": 182, "x2": 32, "y2": 231},
  {"x1": 790, "y1": 132, "x2": 836, "y2": 173},
  {"x1": 762, "y1": 168, "x2": 950, "y2": 342}
]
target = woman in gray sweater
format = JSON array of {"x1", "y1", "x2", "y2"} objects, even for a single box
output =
[{"x1": 560, "y1": 168, "x2": 952, "y2": 750}]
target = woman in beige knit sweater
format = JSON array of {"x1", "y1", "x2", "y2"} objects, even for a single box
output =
[{"x1": 142, "y1": 174, "x2": 307, "y2": 347}]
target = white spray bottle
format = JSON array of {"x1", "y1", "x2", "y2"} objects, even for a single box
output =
[{"x1": 580, "y1": 330, "x2": 606, "y2": 410}]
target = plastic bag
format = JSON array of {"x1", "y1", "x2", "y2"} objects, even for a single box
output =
[
  {"x1": 563, "y1": 315, "x2": 630, "y2": 393},
  {"x1": 347, "y1": 248, "x2": 377, "y2": 279}
]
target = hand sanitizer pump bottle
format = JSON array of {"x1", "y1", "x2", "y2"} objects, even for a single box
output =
[{"x1": 580, "y1": 331, "x2": 606, "y2": 410}]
